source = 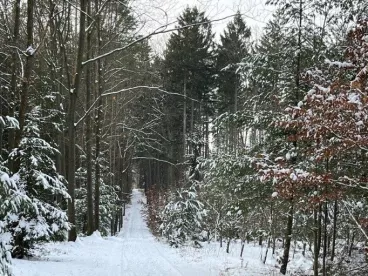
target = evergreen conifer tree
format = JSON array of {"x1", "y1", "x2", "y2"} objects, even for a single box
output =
[
  {"x1": 8, "y1": 107, "x2": 69, "y2": 257},
  {"x1": 162, "y1": 6, "x2": 215, "y2": 171}
]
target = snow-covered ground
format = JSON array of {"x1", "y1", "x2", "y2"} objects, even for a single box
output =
[{"x1": 12, "y1": 189, "x2": 311, "y2": 275}]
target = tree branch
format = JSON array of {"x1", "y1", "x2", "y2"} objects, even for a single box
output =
[
  {"x1": 74, "y1": 86, "x2": 199, "y2": 128},
  {"x1": 81, "y1": 14, "x2": 237, "y2": 66}
]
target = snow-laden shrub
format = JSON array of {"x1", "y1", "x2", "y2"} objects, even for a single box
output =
[
  {"x1": 99, "y1": 177, "x2": 119, "y2": 235},
  {"x1": 0, "y1": 116, "x2": 28, "y2": 275},
  {"x1": 0, "y1": 168, "x2": 26, "y2": 276},
  {"x1": 159, "y1": 185, "x2": 205, "y2": 246},
  {"x1": 8, "y1": 108, "x2": 69, "y2": 257}
]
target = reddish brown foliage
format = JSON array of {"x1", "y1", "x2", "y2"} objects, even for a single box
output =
[
  {"x1": 145, "y1": 185, "x2": 168, "y2": 235},
  {"x1": 260, "y1": 19, "x2": 368, "y2": 208}
]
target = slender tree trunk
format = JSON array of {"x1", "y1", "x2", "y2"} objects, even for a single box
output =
[
  {"x1": 295, "y1": 0, "x2": 303, "y2": 103},
  {"x1": 322, "y1": 201, "x2": 328, "y2": 276},
  {"x1": 118, "y1": 156, "x2": 123, "y2": 230},
  {"x1": 67, "y1": 0, "x2": 87, "y2": 242},
  {"x1": 331, "y1": 200, "x2": 338, "y2": 261},
  {"x1": 204, "y1": 114, "x2": 209, "y2": 158},
  {"x1": 0, "y1": 126, "x2": 2, "y2": 158},
  {"x1": 167, "y1": 130, "x2": 174, "y2": 187},
  {"x1": 49, "y1": 3, "x2": 63, "y2": 175},
  {"x1": 190, "y1": 100, "x2": 194, "y2": 153},
  {"x1": 15, "y1": 0, "x2": 34, "y2": 156},
  {"x1": 280, "y1": 202, "x2": 293, "y2": 275},
  {"x1": 85, "y1": 0, "x2": 94, "y2": 235},
  {"x1": 7, "y1": 0, "x2": 21, "y2": 172},
  {"x1": 93, "y1": 0, "x2": 102, "y2": 231},
  {"x1": 314, "y1": 204, "x2": 322, "y2": 276},
  {"x1": 240, "y1": 240, "x2": 245, "y2": 257},
  {"x1": 110, "y1": 214, "x2": 114, "y2": 236},
  {"x1": 183, "y1": 77, "x2": 187, "y2": 156},
  {"x1": 263, "y1": 238, "x2": 270, "y2": 264}
]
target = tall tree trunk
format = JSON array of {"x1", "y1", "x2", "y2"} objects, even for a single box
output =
[
  {"x1": 183, "y1": 77, "x2": 187, "y2": 156},
  {"x1": 118, "y1": 156, "x2": 123, "y2": 230},
  {"x1": 280, "y1": 202, "x2": 293, "y2": 275},
  {"x1": 294, "y1": 0, "x2": 303, "y2": 103},
  {"x1": 7, "y1": 0, "x2": 21, "y2": 172},
  {"x1": 85, "y1": 0, "x2": 94, "y2": 235},
  {"x1": 49, "y1": 2, "x2": 63, "y2": 175},
  {"x1": 93, "y1": 0, "x2": 102, "y2": 231},
  {"x1": 67, "y1": 0, "x2": 87, "y2": 242},
  {"x1": 204, "y1": 114, "x2": 209, "y2": 158},
  {"x1": 190, "y1": 99, "x2": 195, "y2": 153},
  {"x1": 14, "y1": 0, "x2": 34, "y2": 157}
]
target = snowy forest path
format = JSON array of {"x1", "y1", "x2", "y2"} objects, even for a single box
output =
[
  {"x1": 118, "y1": 189, "x2": 205, "y2": 276},
  {"x1": 13, "y1": 189, "x2": 218, "y2": 276}
]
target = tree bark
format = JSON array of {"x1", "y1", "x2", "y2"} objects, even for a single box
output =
[
  {"x1": 93, "y1": 0, "x2": 102, "y2": 231},
  {"x1": 322, "y1": 201, "x2": 328, "y2": 276},
  {"x1": 183, "y1": 77, "x2": 187, "y2": 156},
  {"x1": 7, "y1": 0, "x2": 21, "y2": 172},
  {"x1": 314, "y1": 204, "x2": 322, "y2": 276},
  {"x1": 14, "y1": 0, "x2": 34, "y2": 159},
  {"x1": 331, "y1": 200, "x2": 338, "y2": 261},
  {"x1": 280, "y1": 202, "x2": 293, "y2": 275},
  {"x1": 226, "y1": 238, "x2": 230, "y2": 253},
  {"x1": 67, "y1": 0, "x2": 87, "y2": 242},
  {"x1": 85, "y1": 0, "x2": 94, "y2": 235}
]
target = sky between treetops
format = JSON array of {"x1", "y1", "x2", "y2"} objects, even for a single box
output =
[{"x1": 131, "y1": 0, "x2": 274, "y2": 55}]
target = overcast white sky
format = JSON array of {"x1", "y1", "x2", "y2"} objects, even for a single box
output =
[{"x1": 131, "y1": 0, "x2": 274, "y2": 54}]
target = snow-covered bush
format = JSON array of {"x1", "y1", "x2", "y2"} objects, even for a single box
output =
[
  {"x1": 160, "y1": 185, "x2": 205, "y2": 246},
  {"x1": 0, "y1": 166, "x2": 27, "y2": 275},
  {"x1": 0, "y1": 116, "x2": 28, "y2": 275},
  {"x1": 7, "y1": 108, "x2": 69, "y2": 257},
  {"x1": 99, "y1": 177, "x2": 119, "y2": 235}
]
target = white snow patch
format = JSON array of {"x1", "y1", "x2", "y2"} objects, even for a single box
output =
[{"x1": 325, "y1": 58, "x2": 354, "y2": 68}]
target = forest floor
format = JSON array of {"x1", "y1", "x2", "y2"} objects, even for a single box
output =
[{"x1": 12, "y1": 189, "x2": 312, "y2": 276}]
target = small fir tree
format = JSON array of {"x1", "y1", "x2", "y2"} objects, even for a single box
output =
[{"x1": 8, "y1": 107, "x2": 69, "y2": 257}]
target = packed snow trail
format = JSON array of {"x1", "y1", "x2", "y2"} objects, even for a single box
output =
[
  {"x1": 119, "y1": 189, "x2": 208, "y2": 276},
  {"x1": 13, "y1": 189, "x2": 282, "y2": 276},
  {"x1": 12, "y1": 189, "x2": 210, "y2": 276}
]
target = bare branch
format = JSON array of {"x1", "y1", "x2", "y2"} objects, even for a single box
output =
[
  {"x1": 74, "y1": 86, "x2": 198, "y2": 128},
  {"x1": 132, "y1": 156, "x2": 177, "y2": 167},
  {"x1": 81, "y1": 13, "x2": 237, "y2": 66}
]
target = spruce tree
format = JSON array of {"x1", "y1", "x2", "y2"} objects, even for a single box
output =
[
  {"x1": 215, "y1": 12, "x2": 251, "y2": 153},
  {"x1": 216, "y1": 12, "x2": 251, "y2": 114},
  {"x1": 0, "y1": 116, "x2": 24, "y2": 276},
  {"x1": 162, "y1": 6, "x2": 215, "y2": 174},
  {"x1": 8, "y1": 107, "x2": 69, "y2": 257}
]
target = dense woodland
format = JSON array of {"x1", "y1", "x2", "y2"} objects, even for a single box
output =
[{"x1": 1, "y1": 0, "x2": 368, "y2": 275}]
